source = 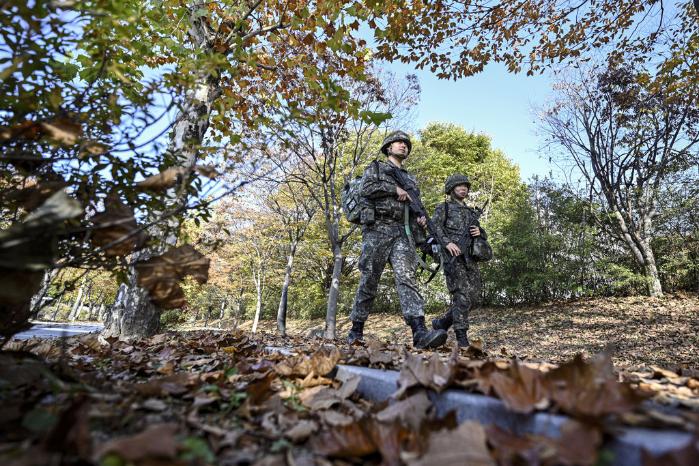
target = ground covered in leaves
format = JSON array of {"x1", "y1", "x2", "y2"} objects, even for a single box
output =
[
  {"x1": 2, "y1": 323, "x2": 699, "y2": 466},
  {"x1": 236, "y1": 294, "x2": 699, "y2": 370}
]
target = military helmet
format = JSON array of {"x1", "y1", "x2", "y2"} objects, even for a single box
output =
[
  {"x1": 380, "y1": 130, "x2": 412, "y2": 155},
  {"x1": 444, "y1": 173, "x2": 471, "y2": 194}
]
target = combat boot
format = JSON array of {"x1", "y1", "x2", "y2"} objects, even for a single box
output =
[
  {"x1": 454, "y1": 328, "x2": 469, "y2": 348},
  {"x1": 347, "y1": 321, "x2": 365, "y2": 345},
  {"x1": 408, "y1": 316, "x2": 447, "y2": 349},
  {"x1": 431, "y1": 310, "x2": 453, "y2": 331}
]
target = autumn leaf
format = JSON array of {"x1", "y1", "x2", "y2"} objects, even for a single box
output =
[
  {"x1": 195, "y1": 165, "x2": 219, "y2": 179},
  {"x1": 642, "y1": 435, "x2": 699, "y2": 466},
  {"x1": 394, "y1": 351, "x2": 455, "y2": 398},
  {"x1": 90, "y1": 192, "x2": 146, "y2": 257},
  {"x1": 481, "y1": 360, "x2": 549, "y2": 413},
  {"x1": 39, "y1": 118, "x2": 82, "y2": 146},
  {"x1": 136, "y1": 167, "x2": 188, "y2": 191},
  {"x1": 544, "y1": 352, "x2": 648, "y2": 418},
  {"x1": 135, "y1": 244, "x2": 210, "y2": 309},
  {"x1": 3, "y1": 180, "x2": 68, "y2": 211},
  {"x1": 311, "y1": 417, "x2": 378, "y2": 458},
  {"x1": 274, "y1": 345, "x2": 341, "y2": 378},
  {"x1": 94, "y1": 423, "x2": 179, "y2": 462},
  {"x1": 407, "y1": 421, "x2": 495, "y2": 466}
]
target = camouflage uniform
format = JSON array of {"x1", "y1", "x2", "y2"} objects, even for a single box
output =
[
  {"x1": 430, "y1": 199, "x2": 486, "y2": 333},
  {"x1": 350, "y1": 160, "x2": 426, "y2": 323}
]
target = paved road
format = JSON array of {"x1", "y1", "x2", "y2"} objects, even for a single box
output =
[{"x1": 13, "y1": 322, "x2": 104, "y2": 340}]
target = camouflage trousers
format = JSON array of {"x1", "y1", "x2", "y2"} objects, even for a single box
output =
[
  {"x1": 443, "y1": 254, "x2": 482, "y2": 331},
  {"x1": 350, "y1": 226, "x2": 424, "y2": 323}
]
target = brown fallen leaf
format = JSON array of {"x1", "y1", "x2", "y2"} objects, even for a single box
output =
[
  {"x1": 137, "y1": 167, "x2": 188, "y2": 191},
  {"x1": 318, "y1": 410, "x2": 355, "y2": 427},
  {"x1": 274, "y1": 345, "x2": 341, "y2": 378},
  {"x1": 407, "y1": 421, "x2": 495, "y2": 466},
  {"x1": 554, "y1": 420, "x2": 602, "y2": 466},
  {"x1": 94, "y1": 423, "x2": 179, "y2": 462},
  {"x1": 366, "y1": 339, "x2": 394, "y2": 365},
  {"x1": 42, "y1": 396, "x2": 91, "y2": 459},
  {"x1": 545, "y1": 352, "x2": 648, "y2": 418},
  {"x1": 135, "y1": 244, "x2": 210, "y2": 309},
  {"x1": 299, "y1": 375, "x2": 359, "y2": 410},
  {"x1": 284, "y1": 419, "x2": 318, "y2": 442},
  {"x1": 195, "y1": 165, "x2": 219, "y2": 179},
  {"x1": 4, "y1": 180, "x2": 68, "y2": 212},
  {"x1": 486, "y1": 424, "x2": 549, "y2": 465},
  {"x1": 310, "y1": 417, "x2": 379, "y2": 459},
  {"x1": 40, "y1": 118, "x2": 82, "y2": 146},
  {"x1": 395, "y1": 351, "x2": 455, "y2": 398},
  {"x1": 485, "y1": 360, "x2": 549, "y2": 413},
  {"x1": 376, "y1": 391, "x2": 431, "y2": 430},
  {"x1": 642, "y1": 435, "x2": 699, "y2": 466},
  {"x1": 90, "y1": 192, "x2": 146, "y2": 256},
  {"x1": 132, "y1": 373, "x2": 196, "y2": 397}
]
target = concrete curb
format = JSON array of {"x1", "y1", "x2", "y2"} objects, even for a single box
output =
[{"x1": 336, "y1": 364, "x2": 694, "y2": 466}]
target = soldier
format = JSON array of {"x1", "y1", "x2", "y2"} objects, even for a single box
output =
[
  {"x1": 429, "y1": 174, "x2": 486, "y2": 347},
  {"x1": 347, "y1": 131, "x2": 448, "y2": 349}
]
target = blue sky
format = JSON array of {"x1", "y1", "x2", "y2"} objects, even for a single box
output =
[{"x1": 382, "y1": 60, "x2": 557, "y2": 182}]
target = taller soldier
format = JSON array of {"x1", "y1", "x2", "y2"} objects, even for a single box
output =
[{"x1": 347, "y1": 131, "x2": 447, "y2": 349}]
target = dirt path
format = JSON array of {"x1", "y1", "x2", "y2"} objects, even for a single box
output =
[{"x1": 224, "y1": 294, "x2": 698, "y2": 370}]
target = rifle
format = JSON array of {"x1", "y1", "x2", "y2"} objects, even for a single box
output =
[
  {"x1": 386, "y1": 165, "x2": 451, "y2": 255},
  {"x1": 450, "y1": 200, "x2": 487, "y2": 258}
]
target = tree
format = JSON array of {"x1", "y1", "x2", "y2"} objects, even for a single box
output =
[
  {"x1": 375, "y1": 1, "x2": 698, "y2": 80},
  {"x1": 266, "y1": 182, "x2": 316, "y2": 336},
  {"x1": 541, "y1": 66, "x2": 699, "y2": 296},
  {"x1": 0, "y1": 1, "x2": 217, "y2": 340},
  {"x1": 265, "y1": 69, "x2": 420, "y2": 339}
]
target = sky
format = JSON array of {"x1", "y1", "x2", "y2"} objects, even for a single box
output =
[{"x1": 381, "y1": 60, "x2": 559, "y2": 182}]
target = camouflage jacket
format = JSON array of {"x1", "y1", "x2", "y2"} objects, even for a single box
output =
[
  {"x1": 360, "y1": 160, "x2": 425, "y2": 242},
  {"x1": 430, "y1": 199, "x2": 487, "y2": 249}
]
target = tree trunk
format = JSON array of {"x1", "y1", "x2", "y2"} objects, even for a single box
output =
[
  {"x1": 324, "y1": 242, "x2": 343, "y2": 340},
  {"x1": 68, "y1": 286, "x2": 84, "y2": 321},
  {"x1": 252, "y1": 268, "x2": 263, "y2": 334},
  {"x1": 50, "y1": 294, "x2": 63, "y2": 321},
  {"x1": 205, "y1": 304, "x2": 212, "y2": 327},
  {"x1": 30, "y1": 269, "x2": 57, "y2": 318},
  {"x1": 640, "y1": 241, "x2": 663, "y2": 297},
  {"x1": 104, "y1": 7, "x2": 221, "y2": 339},
  {"x1": 277, "y1": 242, "x2": 297, "y2": 336},
  {"x1": 218, "y1": 298, "x2": 227, "y2": 329},
  {"x1": 102, "y1": 276, "x2": 160, "y2": 339}
]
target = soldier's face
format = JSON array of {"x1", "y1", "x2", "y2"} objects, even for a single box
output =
[
  {"x1": 453, "y1": 184, "x2": 469, "y2": 199},
  {"x1": 389, "y1": 141, "x2": 409, "y2": 159}
]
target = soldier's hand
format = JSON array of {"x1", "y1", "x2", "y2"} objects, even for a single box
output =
[
  {"x1": 446, "y1": 242, "x2": 462, "y2": 256},
  {"x1": 469, "y1": 226, "x2": 481, "y2": 237},
  {"x1": 417, "y1": 216, "x2": 427, "y2": 227},
  {"x1": 396, "y1": 186, "x2": 412, "y2": 202}
]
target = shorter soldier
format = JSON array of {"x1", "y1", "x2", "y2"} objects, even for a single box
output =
[{"x1": 429, "y1": 174, "x2": 486, "y2": 347}]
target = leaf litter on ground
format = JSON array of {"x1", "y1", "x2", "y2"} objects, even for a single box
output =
[{"x1": 1, "y1": 319, "x2": 698, "y2": 466}]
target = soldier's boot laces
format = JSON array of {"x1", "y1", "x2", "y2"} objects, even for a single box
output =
[
  {"x1": 408, "y1": 316, "x2": 447, "y2": 349},
  {"x1": 347, "y1": 321, "x2": 365, "y2": 345},
  {"x1": 431, "y1": 310, "x2": 454, "y2": 331},
  {"x1": 455, "y1": 328, "x2": 470, "y2": 348}
]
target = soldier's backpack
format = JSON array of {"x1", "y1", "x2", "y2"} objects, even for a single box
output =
[{"x1": 342, "y1": 161, "x2": 379, "y2": 224}]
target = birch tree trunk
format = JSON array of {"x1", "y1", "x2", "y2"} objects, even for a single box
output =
[
  {"x1": 276, "y1": 241, "x2": 297, "y2": 336},
  {"x1": 68, "y1": 285, "x2": 84, "y2": 321},
  {"x1": 324, "y1": 241, "x2": 343, "y2": 339},
  {"x1": 252, "y1": 266, "x2": 264, "y2": 334},
  {"x1": 104, "y1": 8, "x2": 221, "y2": 339},
  {"x1": 50, "y1": 294, "x2": 63, "y2": 321}
]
